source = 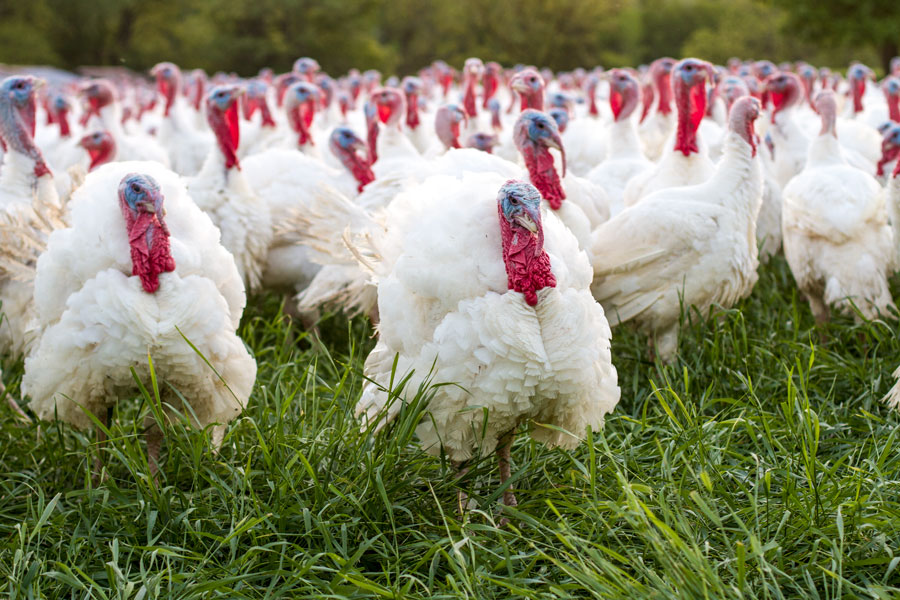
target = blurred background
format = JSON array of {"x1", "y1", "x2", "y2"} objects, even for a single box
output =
[{"x1": 0, "y1": 0, "x2": 893, "y2": 75}]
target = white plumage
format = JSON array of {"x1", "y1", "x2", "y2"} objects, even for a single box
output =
[
  {"x1": 591, "y1": 97, "x2": 763, "y2": 361},
  {"x1": 782, "y1": 91, "x2": 895, "y2": 322},
  {"x1": 355, "y1": 174, "x2": 619, "y2": 509},
  {"x1": 24, "y1": 161, "x2": 255, "y2": 474}
]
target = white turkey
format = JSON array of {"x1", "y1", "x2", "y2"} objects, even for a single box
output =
[
  {"x1": 79, "y1": 79, "x2": 171, "y2": 166},
  {"x1": 24, "y1": 162, "x2": 256, "y2": 480},
  {"x1": 150, "y1": 62, "x2": 212, "y2": 176},
  {"x1": 585, "y1": 69, "x2": 652, "y2": 216},
  {"x1": 590, "y1": 97, "x2": 763, "y2": 361},
  {"x1": 782, "y1": 91, "x2": 895, "y2": 323},
  {"x1": 356, "y1": 176, "x2": 619, "y2": 516},
  {"x1": 186, "y1": 85, "x2": 272, "y2": 293},
  {"x1": 624, "y1": 58, "x2": 716, "y2": 206},
  {"x1": 638, "y1": 57, "x2": 676, "y2": 161}
]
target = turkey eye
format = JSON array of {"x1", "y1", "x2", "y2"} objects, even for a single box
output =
[
  {"x1": 510, "y1": 197, "x2": 519, "y2": 205},
  {"x1": 131, "y1": 183, "x2": 141, "y2": 193},
  {"x1": 537, "y1": 122, "x2": 544, "y2": 129}
]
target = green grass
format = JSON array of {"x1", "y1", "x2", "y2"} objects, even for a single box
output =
[{"x1": 2, "y1": 256, "x2": 900, "y2": 598}]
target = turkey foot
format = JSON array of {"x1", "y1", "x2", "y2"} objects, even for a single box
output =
[{"x1": 497, "y1": 431, "x2": 517, "y2": 526}]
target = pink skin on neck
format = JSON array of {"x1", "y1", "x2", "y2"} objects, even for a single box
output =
[
  {"x1": 673, "y1": 72, "x2": 706, "y2": 156},
  {"x1": 816, "y1": 93, "x2": 838, "y2": 137},
  {"x1": 655, "y1": 70, "x2": 673, "y2": 116},
  {"x1": 729, "y1": 97, "x2": 759, "y2": 157},
  {"x1": 498, "y1": 203, "x2": 556, "y2": 306},
  {"x1": 2, "y1": 90, "x2": 51, "y2": 178},
  {"x1": 519, "y1": 88, "x2": 543, "y2": 112},
  {"x1": 119, "y1": 198, "x2": 175, "y2": 294}
]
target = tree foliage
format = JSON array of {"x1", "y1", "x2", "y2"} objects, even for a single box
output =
[{"x1": 0, "y1": 0, "x2": 882, "y2": 75}]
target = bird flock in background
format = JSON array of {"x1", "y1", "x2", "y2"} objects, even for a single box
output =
[{"x1": 2, "y1": 54, "x2": 900, "y2": 515}]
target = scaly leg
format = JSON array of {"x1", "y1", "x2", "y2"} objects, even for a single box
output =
[{"x1": 497, "y1": 431, "x2": 517, "y2": 525}]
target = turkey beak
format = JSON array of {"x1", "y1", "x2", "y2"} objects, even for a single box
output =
[
  {"x1": 510, "y1": 77, "x2": 529, "y2": 94},
  {"x1": 543, "y1": 132, "x2": 566, "y2": 178},
  {"x1": 514, "y1": 212, "x2": 538, "y2": 234}
]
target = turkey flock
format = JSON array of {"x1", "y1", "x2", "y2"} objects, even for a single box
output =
[{"x1": 2, "y1": 55, "x2": 900, "y2": 517}]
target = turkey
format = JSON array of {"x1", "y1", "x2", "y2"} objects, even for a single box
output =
[
  {"x1": 151, "y1": 62, "x2": 213, "y2": 176},
  {"x1": 514, "y1": 110, "x2": 609, "y2": 248},
  {"x1": 624, "y1": 58, "x2": 715, "y2": 206},
  {"x1": 355, "y1": 176, "x2": 619, "y2": 518},
  {"x1": 23, "y1": 163, "x2": 256, "y2": 481},
  {"x1": 590, "y1": 97, "x2": 763, "y2": 361},
  {"x1": 0, "y1": 75, "x2": 63, "y2": 359},
  {"x1": 78, "y1": 130, "x2": 116, "y2": 171},
  {"x1": 0, "y1": 75, "x2": 65, "y2": 420},
  {"x1": 782, "y1": 91, "x2": 895, "y2": 323},
  {"x1": 186, "y1": 85, "x2": 273, "y2": 293},
  {"x1": 79, "y1": 79, "x2": 171, "y2": 166},
  {"x1": 638, "y1": 57, "x2": 676, "y2": 161},
  {"x1": 585, "y1": 69, "x2": 652, "y2": 216}
]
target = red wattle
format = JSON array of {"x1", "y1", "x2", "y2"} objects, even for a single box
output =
[
  {"x1": 610, "y1": 90, "x2": 624, "y2": 120},
  {"x1": 377, "y1": 103, "x2": 392, "y2": 124},
  {"x1": 127, "y1": 213, "x2": 176, "y2": 294},
  {"x1": 889, "y1": 96, "x2": 900, "y2": 122},
  {"x1": 522, "y1": 145, "x2": 565, "y2": 209},
  {"x1": 406, "y1": 93, "x2": 420, "y2": 129},
  {"x1": 463, "y1": 81, "x2": 477, "y2": 118},
  {"x1": 498, "y1": 204, "x2": 556, "y2": 306}
]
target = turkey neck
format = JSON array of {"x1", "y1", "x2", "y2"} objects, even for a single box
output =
[
  {"x1": 405, "y1": 92, "x2": 420, "y2": 129},
  {"x1": 0, "y1": 93, "x2": 51, "y2": 180},
  {"x1": 498, "y1": 205, "x2": 556, "y2": 307},
  {"x1": 463, "y1": 77, "x2": 478, "y2": 118},
  {"x1": 673, "y1": 78, "x2": 705, "y2": 156},
  {"x1": 607, "y1": 117, "x2": 643, "y2": 159},
  {"x1": 207, "y1": 102, "x2": 240, "y2": 171},
  {"x1": 707, "y1": 130, "x2": 762, "y2": 220},
  {"x1": 888, "y1": 94, "x2": 900, "y2": 122},
  {"x1": 331, "y1": 143, "x2": 374, "y2": 192},
  {"x1": 655, "y1": 72, "x2": 673, "y2": 116},
  {"x1": 521, "y1": 142, "x2": 565, "y2": 209}
]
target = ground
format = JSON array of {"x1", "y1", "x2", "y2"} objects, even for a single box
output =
[{"x1": 1, "y1": 256, "x2": 900, "y2": 598}]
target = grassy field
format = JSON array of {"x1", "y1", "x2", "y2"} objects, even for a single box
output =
[{"x1": 2, "y1": 256, "x2": 900, "y2": 598}]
